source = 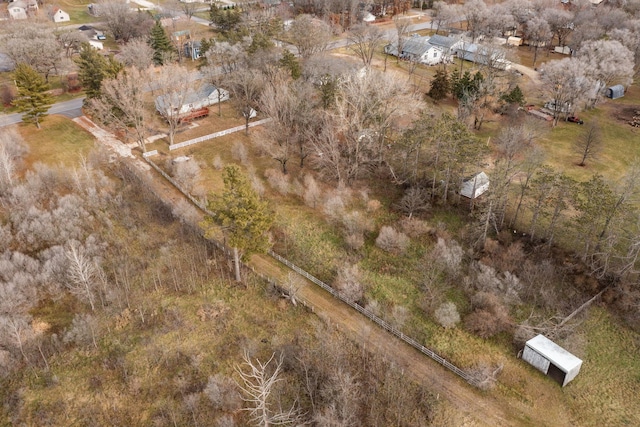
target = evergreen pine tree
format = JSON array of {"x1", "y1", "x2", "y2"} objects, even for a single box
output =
[
  {"x1": 279, "y1": 50, "x2": 301, "y2": 80},
  {"x1": 149, "y1": 21, "x2": 175, "y2": 65},
  {"x1": 501, "y1": 85, "x2": 525, "y2": 106},
  {"x1": 428, "y1": 69, "x2": 450, "y2": 101},
  {"x1": 75, "y1": 44, "x2": 123, "y2": 99},
  {"x1": 202, "y1": 165, "x2": 274, "y2": 282},
  {"x1": 13, "y1": 63, "x2": 53, "y2": 129}
]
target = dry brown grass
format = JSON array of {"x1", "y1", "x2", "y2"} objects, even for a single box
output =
[{"x1": 17, "y1": 115, "x2": 95, "y2": 169}]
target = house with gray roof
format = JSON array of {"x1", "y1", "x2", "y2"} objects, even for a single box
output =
[
  {"x1": 457, "y1": 42, "x2": 511, "y2": 70},
  {"x1": 384, "y1": 35, "x2": 444, "y2": 66},
  {"x1": 427, "y1": 34, "x2": 464, "y2": 62},
  {"x1": 155, "y1": 84, "x2": 229, "y2": 118}
]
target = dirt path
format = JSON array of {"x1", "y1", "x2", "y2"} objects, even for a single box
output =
[{"x1": 77, "y1": 116, "x2": 567, "y2": 427}]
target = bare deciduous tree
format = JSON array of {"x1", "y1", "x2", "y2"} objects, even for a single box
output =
[
  {"x1": 56, "y1": 31, "x2": 89, "y2": 59},
  {"x1": 543, "y1": 8, "x2": 574, "y2": 49},
  {"x1": 116, "y1": 39, "x2": 155, "y2": 70},
  {"x1": 393, "y1": 16, "x2": 411, "y2": 67},
  {"x1": 577, "y1": 39, "x2": 635, "y2": 106},
  {"x1": 65, "y1": 242, "x2": 100, "y2": 311},
  {"x1": 574, "y1": 122, "x2": 601, "y2": 167},
  {"x1": 90, "y1": 67, "x2": 151, "y2": 152},
  {"x1": 226, "y1": 68, "x2": 265, "y2": 135},
  {"x1": 152, "y1": 64, "x2": 197, "y2": 145},
  {"x1": 288, "y1": 15, "x2": 332, "y2": 59},
  {"x1": 395, "y1": 187, "x2": 431, "y2": 218},
  {"x1": 463, "y1": 0, "x2": 490, "y2": 41},
  {"x1": 375, "y1": 226, "x2": 409, "y2": 254},
  {"x1": 0, "y1": 128, "x2": 28, "y2": 194},
  {"x1": 235, "y1": 352, "x2": 301, "y2": 426},
  {"x1": 99, "y1": 1, "x2": 154, "y2": 42},
  {"x1": 334, "y1": 263, "x2": 364, "y2": 302},
  {"x1": 1, "y1": 22, "x2": 62, "y2": 81},
  {"x1": 347, "y1": 24, "x2": 384, "y2": 68},
  {"x1": 539, "y1": 58, "x2": 592, "y2": 126},
  {"x1": 524, "y1": 16, "x2": 551, "y2": 68},
  {"x1": 431, "y1": 1, "x2": 459, "y2": 35}
]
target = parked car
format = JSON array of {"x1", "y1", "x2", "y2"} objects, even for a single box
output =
[{"x1": 567, "y1": 116, "x2": 584, "y2": 125}]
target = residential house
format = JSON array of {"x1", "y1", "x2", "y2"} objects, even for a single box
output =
[
  {"x1": 8, "y1": 0, "x2": 38, "y2": 19},
  {"x1": 457, "y1": 42, "x2": 511, "y2": 70},
  {"x1": 78, "y1": 25, "x2": 105, "y2": 49},
  {"x1": 88, "y1": 40, "x2": 104, "y2": 50},
  {"x1": 384, "y1": 36, "x2": 444, "y2": 66},
  {"x1": 427, "y1": 34, "x2": 464, "y2": 62},
  {"x1": 49, "y1": 7, "x2": 70, "y2": 22},
  {"x1": 155, "y1": 84, "x2": 230, "y2": 117}
]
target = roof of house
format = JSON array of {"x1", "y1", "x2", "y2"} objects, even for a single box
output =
[
  {"x1": 156, "y1": 84, "x2": 226, "y2": 111},
  {"x1": 402, "y1": 36, "x2": 439, "y2": 57},
  {"x1": 526, "y1": 335, "x2": 582, "y2": 373},
  {"x1": 428, "y1": 34, "x2": 460, "y2": 50},
  {"x1": 10, "y1": 0, "x2": 37, "y2": 9}
]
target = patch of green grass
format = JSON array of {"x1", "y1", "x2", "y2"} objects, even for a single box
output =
[
  {"x1": 539, "y1": 108, "x2": 640, "y2": 184},
  {"x1": 565, "y1": 308, "x2": 640, "y2": 427},
  {"x1": 29, "y1": 296, "x2": 79, "y2": 335},
  {"x1": 274, "y1": 209, "x2": 345, "y2": 283},
  {"x1": 365, "y1": 270, "x2": 418, "y2": 308},
  {"x1": 18, "y1": 115, "x2": 95, "y2": 168}
]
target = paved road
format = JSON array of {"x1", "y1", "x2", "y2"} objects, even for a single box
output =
[{"x1": 0, "y1": 97, "x2": 85, "y2": 127}]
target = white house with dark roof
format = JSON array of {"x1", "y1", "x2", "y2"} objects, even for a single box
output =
[
  {"x1": 384, "y1": 36, "x2": 444, "y2": 66},
  {"x1": 49, "y1": 7, "x2": 70, "y2": 23},
  {"x1": 8, "y1": 0, "x2": 38, "y2": 19},
  {"x1": 427, "y1": 34, "x2": 464, "y2": 62}
]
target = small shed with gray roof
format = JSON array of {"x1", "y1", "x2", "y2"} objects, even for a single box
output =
[
  {"x1": 522, "y1": 334, "x2": 582, "y2": 387},
  {"x1": 606, "y1": 84, "x2": 624, "y2": 100}
]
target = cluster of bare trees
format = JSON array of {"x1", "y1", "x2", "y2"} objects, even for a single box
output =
[
  {"x1": 0, "y1": 132, "x2": 118, "y2": 375},
  {"x1": 230, "y1": 325, "x2": 434, "y2": 426}
]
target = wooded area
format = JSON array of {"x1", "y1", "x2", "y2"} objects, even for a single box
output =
[{"x1": 1, "y1": 0, "x2": 640, "y2": 424}]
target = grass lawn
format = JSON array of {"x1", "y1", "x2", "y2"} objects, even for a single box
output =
[
  {"x1": 18, "y1": 115, "x2": 95, "y2": 168},
  {"x1": 538, "y1": 103, "x2": 640, "y2": 184},
  {"x1": 56, "y1": 0, "x2": 95, "y2": 24}
]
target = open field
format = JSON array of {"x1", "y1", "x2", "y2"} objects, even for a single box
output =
[{"x1": 17, "y1": 115, "x2": 96, "y2": 168}]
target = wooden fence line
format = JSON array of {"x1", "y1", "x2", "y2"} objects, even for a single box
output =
[
  {"x1": 142, "y1": 156, "x2": 480, "y2": 388},
  {"x1": 169, "y1": 118, "x2": 272, "y2": 151},
  {"x1": 267, "y1": 250, "x2": 480, "y2": 387}
]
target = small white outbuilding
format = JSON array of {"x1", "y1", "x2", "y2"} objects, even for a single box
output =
[
  {"x1": 522, "y1": 334, "x2": 583, "y2": 387},
  {"x1": 460, "y1": 172, "x2": 490, "y2": 199}
]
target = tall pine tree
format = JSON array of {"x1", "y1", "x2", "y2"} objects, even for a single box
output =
[
  {"x1": 149, "y1": 21, "x2": 175, "y2": 65},
  {"x1": 75, "y1": 44, "x2": 123, "y2": 99},
  {"x1": 201, "y1": 165, "x2": 274, "y2": 282},
  {"x1": 13, "y1": 63, "x2": 53, "y2": 129},
  {"x1": 428, "y1": 69, "x2": 450, "y2": 101}
]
